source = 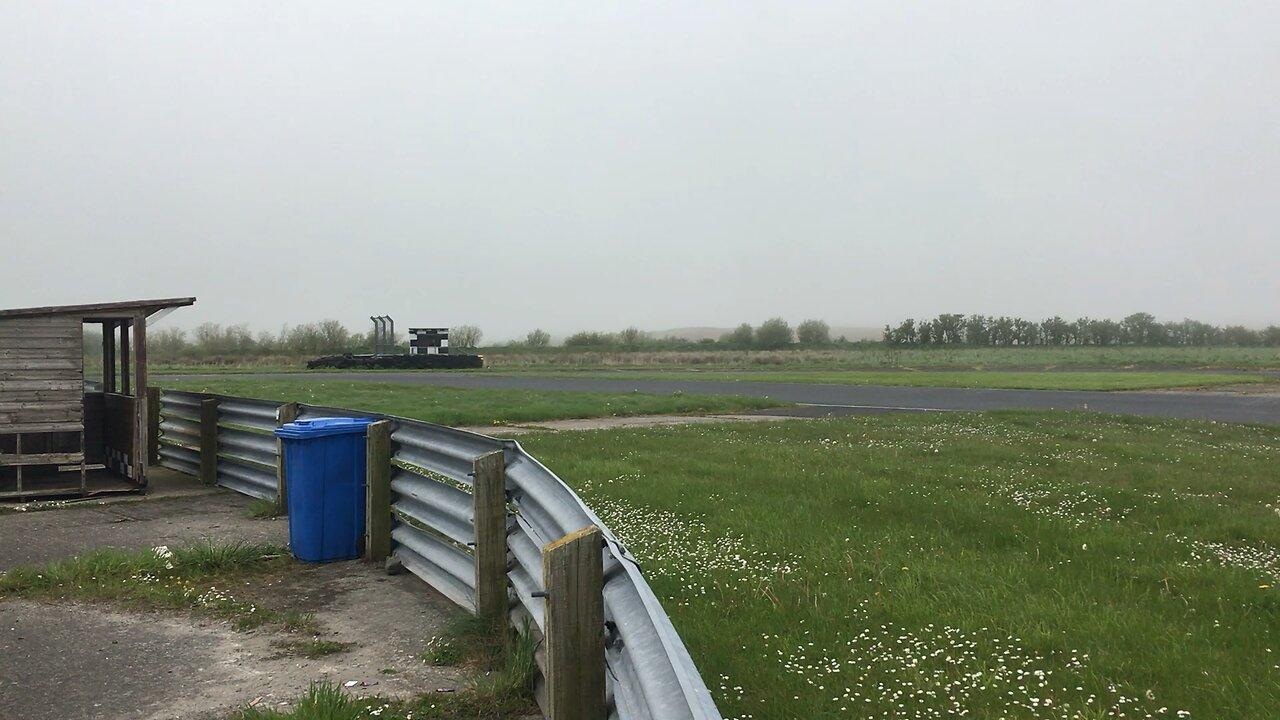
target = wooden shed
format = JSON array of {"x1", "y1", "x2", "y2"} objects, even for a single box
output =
[{"x1": 0, "y1": 297, "x2": 195, "y2": 499}]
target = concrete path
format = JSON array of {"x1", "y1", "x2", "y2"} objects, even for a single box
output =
[
  {"x1": 0, "y1": 484, "x2": 465, "y2": 720},
  {"x1": 168, "y1": 371, "x2": 1280, "y2": 425},
  {"x1": 459, "y1": 412, "x2": 805, "y2": 435}
]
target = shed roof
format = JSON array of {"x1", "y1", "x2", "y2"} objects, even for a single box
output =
[{"x1": 0, "y1": 297, "x2": 197, "y2": 320}]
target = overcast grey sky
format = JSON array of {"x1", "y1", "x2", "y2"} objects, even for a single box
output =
[{"x1": 2, "y1": 2, "x2": 1277, "y2": 340}]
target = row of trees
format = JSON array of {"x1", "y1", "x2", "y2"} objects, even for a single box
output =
[
  {"x1": 545, "y1": 319, "x2": 835, "y2": 351},
  {"x1": 94, "y1": 313, "x2": 1280, "y2": 363},
  {"x1": 883, "y1": 313, "x2": 1280, "y2": 347},
  {"x1": 720, "y1": 319, "x2": 832, "y2": 348},
  {"x1": 130, "y1": 321, "x2": 487, "y2": 362}
]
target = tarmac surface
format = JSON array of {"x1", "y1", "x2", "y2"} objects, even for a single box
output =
[{"x1": 171, "y1": 371, "x2": 1280, "y2": 425}]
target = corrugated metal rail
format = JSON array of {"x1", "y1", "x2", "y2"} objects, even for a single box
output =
[{"x1": 157, "y1": 389, "x2": 721, "y2": 720}]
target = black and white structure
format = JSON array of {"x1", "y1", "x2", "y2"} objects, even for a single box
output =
[{"x1": 409, "y1": 327, "x2": 449, "y2": 355}]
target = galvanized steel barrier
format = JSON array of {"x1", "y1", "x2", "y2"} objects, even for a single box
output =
[
  {"x1": 156, "y1": 389, "x2": 721, "y2": 720},
  {"x1": 156, "y1": 390, "x2": 202, "y2": 477}
]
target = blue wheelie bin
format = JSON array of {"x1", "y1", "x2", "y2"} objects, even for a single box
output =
[{"x1": 274, "y1": 417, "x2": 376, "y2": 562}]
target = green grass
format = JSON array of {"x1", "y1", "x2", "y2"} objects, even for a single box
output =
[
  {"x1": 158, "y1": 378, "x2": 784, "y2": 426},
  {"x1": 273, "y1": 638, "x2": 354, "y2": 659},
  {"x1": 521, "y1": 412, "x2": 1280, "y2": 719},
  {"x1": 481, "y1": 344, "x2": 1280, "y2": 370},
  {"x1": 247, "y1": 498, "x2": 285, "y2": 519},
  {"x1": 500, "y1": 367, "x2": 1275, "y2": 391},
  {"x1": 0, "y1": 541, "x2": 306, "y2": 631},
  {"x1": 421, "y1": 635, "x2": 465, "y2": 666},
  {"x1": 148, "y1": 346, "x2": 1280, "y2": 377}
]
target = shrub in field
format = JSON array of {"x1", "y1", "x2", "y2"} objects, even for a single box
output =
[
  {"x1": 564, "y1": 331, "x2": 617, "y2": 347},
  {"x1": 618, "y1": 326, "x2": 645, "y2": 348},
  {"x1": 797, "y1": 319, "x2": 830, "y2": 345},
  {"x1": 451, "y1": 324, "x2": 483, "y2": 350},
  {"x1": 525, "y1": 328, "x2": 550, "y2": 347},
  {"x1": 721, "y1": 323, "x2": 755, "y2": 347},
  {"x1": 755, "y1": 318, "x2": 794, "y2": 349}
]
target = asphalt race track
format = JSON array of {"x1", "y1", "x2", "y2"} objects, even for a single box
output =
[{"x1": 169, "y1": 372, "x2": 1280, "y2": 425}]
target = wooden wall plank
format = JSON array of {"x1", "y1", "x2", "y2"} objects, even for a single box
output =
[
  {"x1": 0, "y1": 317, "x2": 79, "y2": 332},
  {"x1": 0, "y1": 328, "x2": 84, "y2": 338},
  {"x1": 0, "y1": 380, "x2": 83, "y2": 392},
  {"x1": 0, "y1": 422, "x2": 83, "y2": 434},
  {"x1": 0, "y1": 358, "x2": 82, "y2": 368},
  {"x1": 0, "y1": 315, "x2": 87, "y2": 446},
  {"x1": 0, "y1": 398, "x2": 82, "y2": 412},
  {"x1": 0, "y1": 372, "x2": 82, "y2": 384},
  {"x1": 0, "y1": 346, "x2": 84, "y2": 353},
  {"x1": 0, "y1": 335, "x2": 80, "y2": 348},
  {"x1": 0, "y1": 389, "x2": 84, "y2": 402},
  {"x1": 0, "y1": 410, "x2": 84, "y2": 425}
]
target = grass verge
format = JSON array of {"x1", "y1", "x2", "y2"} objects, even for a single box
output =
[
  {"x1": 503, "y1": 367, "x2": 1277, "y2": 391},
  {"x1": 158, "y1": 378, "x2": 785, "y2": 426},
  {"x1": 523, "y1": 411, "x2": 1280, "y2": 719},
  {"x1": 0, "y1": 541, "x2": 314, "y2": 632},
  {"x1": 272, "y1": 638, "x2": 354, "y2": 659},
  {"x1": 248, "y1": 497, "x2": 286, "y2": 519}
]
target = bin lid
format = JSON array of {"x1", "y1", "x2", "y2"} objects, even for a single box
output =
[{"x1": 274, "y1": 417, "x2": 377, "y2": 439}]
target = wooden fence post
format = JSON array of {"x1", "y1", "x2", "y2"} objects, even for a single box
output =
[
  {"x1": 146, "y1": 387, "x2": 161, "y2": 466},
  {"x1": 365, "y1": 420, "x2": 393, "y2": 563},
  {"x1": 199, "y1": 397, "x2": 219, "y2": 486},
  {"x1": 275, "y1": 402, "x2": 298, "y2": 512},
  {"x1": 544, "y1": 525, "x2": 606, "y2": 720},
  {"x1": 473, "y1": 450, "x2": 508, "y2": 619}
]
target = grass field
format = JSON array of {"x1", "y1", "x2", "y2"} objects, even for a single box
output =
[
  {"x1": 523, "y1": 412, "x2": 1280, "y2": 720},
  {"x1": 497, "y1": 368, "x2": 1276, "y2": 391},
  {"x1": 481, "y1": 345, "x2": 1280, "y2": 370},
  {"x1": 157, "y1": 378, "x2": 784, "y2": 426},
  {"x1": 145, "y1": 345, "x2": 1280, "y2": 378}
]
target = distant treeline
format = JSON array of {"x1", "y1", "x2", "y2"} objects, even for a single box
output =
[
  {"x1": 82, "y1": 314, "x2": 1280, "y2": 364},
  {"x1": 549, "y1": 318, "x2": 834, "y2": 350},
  {"x1": 883, "y1": 313, "x2": 1280, "y2": 347}
]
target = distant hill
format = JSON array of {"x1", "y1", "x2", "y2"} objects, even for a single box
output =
[{"x1": 651, "y1": 325, "x2": 882, "y2": 342}]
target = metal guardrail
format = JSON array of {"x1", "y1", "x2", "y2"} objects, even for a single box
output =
[
  {"x1": 159, "y1": 391, "x2": 281, "y2": 500},
  {"x1": 215, "y1": 397, "x2": 280, "y2": 499},
  {"x1": 156, "y1": 390, "x2": 202, "y2": 477},
  {"x1": 157, "y1": 389, "x2": 721, "y2": 720}
]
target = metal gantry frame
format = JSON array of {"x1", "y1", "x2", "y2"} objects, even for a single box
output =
[{"x1": 369, "y1": 315, "x2": 395, "y2": 355}]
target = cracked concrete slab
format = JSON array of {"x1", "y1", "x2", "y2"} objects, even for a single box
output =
[
  {"x1": 0, "y1": 562, "x2": 464, "y2": 720},
  {"x1": 0, "y1": 480, "x2": 467, "y2": 720}
]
